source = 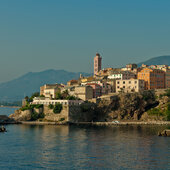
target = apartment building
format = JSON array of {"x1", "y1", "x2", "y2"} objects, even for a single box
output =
[
  {"x1": 137, "y1": 68, "x2": 165, "y2": 90},
  {"x1": 116, "y1": 79, "x2": 145, "y2": 93}
]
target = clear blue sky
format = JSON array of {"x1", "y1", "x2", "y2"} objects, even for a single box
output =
[{"x1": 0, "y1": 0, "x2": 170, "y2": 83}]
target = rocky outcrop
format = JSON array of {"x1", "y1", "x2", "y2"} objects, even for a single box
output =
[
  {"x1": 95, "y1": 91, "x2": 158, "y2": 121},
  {"x1": 158, "y1": 129, "x2": 170, "y2": 137},
  {"x1": 9, "y1": 109, "x2": 32, "y2": 121},
  {"x1": 0, "y1": 115, "x2": 16, "y2": 124}
]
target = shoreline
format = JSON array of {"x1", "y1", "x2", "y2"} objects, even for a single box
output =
[
  {"x1": 3, "y1": 121, "x2": 169, "y2": 126},
  {"x1": 0, "y1": 106, "x2": 20, "y2": 108}
]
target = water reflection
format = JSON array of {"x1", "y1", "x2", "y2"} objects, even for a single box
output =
[{"x1": 0, "y1": 124, "x2": 169, "y2": 169}]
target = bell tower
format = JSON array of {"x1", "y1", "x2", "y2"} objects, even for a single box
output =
[{"x1": 94, "y1": 53, "x2": 102, "y2": 75}]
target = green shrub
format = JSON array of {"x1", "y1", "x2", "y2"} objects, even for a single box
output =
[
  {"x1": 147, "y1": 108, "x2": 163, "y2": 116},
  {"x1": 59, "y1": 118, "x2": 65, "y2": 121},
  {"x1": 31, "y1": 112, "x2": 39, "y2": 121},
  {"x1": 48, "y1": 104, "x2": 54, "y2": 109},
  {"x1": 164, "y1": 89, "x2": 170, "y2": 97},
  {"x1": 166, "y1": 103, "x2": 170, "y2": 121},
  {"x1": 53, "y1": 103, "x2": 62, "y2": 114},
  {"x1": 34, "y1": 104, "x2": 43, "y2": 109}
]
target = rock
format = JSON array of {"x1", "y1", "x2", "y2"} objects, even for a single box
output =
[
  {"x1": 9, "y1": 109, "x2": 32, "y2": 121},
  {"x1": 0, "y1": 115, "x2": 16, "y2": 124},
  {"x1": 158, "y1": 129, "x2": 170, "y2": 137}
]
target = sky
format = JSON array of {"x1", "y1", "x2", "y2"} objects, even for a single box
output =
[{"x1": 0, "y1": 0, "x2": 170, "y2": 83}]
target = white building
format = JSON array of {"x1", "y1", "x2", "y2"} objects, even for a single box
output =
[
  {"x1": 32, "y1": 97, "x2": 84, "y2": 106},
  {"x1": 108, "y1": 71, "x2": 136, "y2": 80},
  {"x1": 116, "y1": 79, "x2": 145, "y2": 93}
]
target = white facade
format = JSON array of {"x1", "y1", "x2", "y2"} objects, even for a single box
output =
[
  {"x1": 108, "y1": 71, "x2": 136, "y2": 80},
  {"x1": 32, "y1": 97, "x2": 84, "y2": 106},
  {"x1": 116, "y1": 79, "x2": 145, "y2": 93}
]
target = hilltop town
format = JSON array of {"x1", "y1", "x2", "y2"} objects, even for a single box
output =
[{"x1": 9, "y1": 53, "x2": 170, "y2": 124}]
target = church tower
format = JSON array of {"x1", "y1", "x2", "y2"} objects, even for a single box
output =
[{"x1": 94, "y1": 53, "x2": 102, "y2": 75}]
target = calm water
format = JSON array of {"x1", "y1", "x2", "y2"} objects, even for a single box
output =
[{"x1": 0, "y1": 108, "x2": 170, "y2": 170}]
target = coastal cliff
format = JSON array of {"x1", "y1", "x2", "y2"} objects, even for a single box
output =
[{"x1": 9, "y1": 90, "x2": 170, "y2": 123}]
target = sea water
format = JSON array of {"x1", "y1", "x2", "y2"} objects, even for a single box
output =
[{"x1": 0, "y1": 108, "x2": 170, "y2": 170}]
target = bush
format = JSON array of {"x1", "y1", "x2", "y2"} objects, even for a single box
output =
[
  {"x1": 147, "y1": 108, "x2": 163, "y2": 116},
  {"x1": 164, "y1": 89, "x2": 170, "y2": 97},
  {"x1": 48, "y1": 104, "x2": 54, "y2": 109},
  {"x1": 31, "y1": 112, "x2": 39, "y2": 121},
  {"x1": 59, "y1": 118, "x2": 65, "y2": 121},
  {"x1": 53, "y1": 103, "x2": 62, "y2": 114},
  {"x1": 34, "y1": 104, "x2": 43, "y2": 109}
]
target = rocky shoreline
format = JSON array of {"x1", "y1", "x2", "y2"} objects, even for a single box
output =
[{"x1": 2, "y1": 120, "x2": 170, "y2": 126}]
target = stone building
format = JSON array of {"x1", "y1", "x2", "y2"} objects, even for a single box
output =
[
  {"x1": 94, "y1": 53, "x2": 102, "y2": 75},
  {"x1": 87, "y1": 83, "x2": 102, "y2": 98},
  {"x1": 67, "y1": 80, "x2": 80, "y2": 86},
  {"x1": 116, "y1": 79, "x2": 145, "y2": 93},
  {"x1": 40, "y1": 84, "x2": 63, "y2": 99},
  {"x1": 74, "y1": 86, "x2": 93, "y2": 101}
]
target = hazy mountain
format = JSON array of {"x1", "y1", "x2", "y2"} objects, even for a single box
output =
[
  {"x1": 138, "y1": 56, "x2": 170, "y2": 66},
  {"x1": 0, "y1": 69, "x2": 91, "y2": 101}
]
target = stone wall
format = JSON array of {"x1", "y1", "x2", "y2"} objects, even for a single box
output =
[{"x1": 43, "y1": 105, "x2": 69, "y2": 122}]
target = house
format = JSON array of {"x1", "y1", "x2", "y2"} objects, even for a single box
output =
[
  {"x1": 116, "y1": 79, "x2": 145, "y2": 93},
  {"x1": 108, "y1": 71, "x2": 136, "y2": 80},
  {"x1": 87, "y1": 83, "x2": 102, "y2": 98}
]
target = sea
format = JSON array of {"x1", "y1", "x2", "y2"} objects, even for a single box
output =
[{"x1": 0, "y1": 107, "x2": 170, "y2": 170}]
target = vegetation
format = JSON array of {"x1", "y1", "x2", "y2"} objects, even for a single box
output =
[
  {"x1": 142, "y1": 90, "x2": 156, "y2": 101},
  {"x1": 31, "y1": 111, "x2": 45, "y2": 121},
  {"x1": 147, "y1": 102, "x2": 170, "y2": 121},
  {"x1": 20, "y1": 104, "x2": 43, "y2": 111},
  {"x1": 59, "y1": 118, "x2": 65, "y2": 121},
  {"x1": 55, "y1": 90, "x2": 79, "y2": 100},
  {"x1": 48, "y1": 104, "x2": 54, "y2": 109},
  {"x1": 25, "y1": 92, "x2": 40, "y2": 103},
  {"x1": 53, "y1": 103, "x2": 63, "y2": 114},
  {"x1": 164, "y1": 89, "x2": 170, "y2": 97}
]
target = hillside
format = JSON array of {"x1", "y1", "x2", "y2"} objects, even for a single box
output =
[
  {"x1": 138, "y1": 55, "x2": 170, "y2": 66},
  {"x1": 0, "y1": 69, "x2": 91, "y2": 101}
]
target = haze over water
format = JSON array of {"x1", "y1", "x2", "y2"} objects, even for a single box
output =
[{"x1": 0, "y1": 108, "x2": 169, "y2": 169}]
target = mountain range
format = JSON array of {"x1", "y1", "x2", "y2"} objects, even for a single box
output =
[
  {"x1": 0, "y1": 70, "x2": 91, "y2": 102},
  {"x1": 138, "y1": 55, "x2": 170, "y2": 66},
  {"x1": 0, "y1": 55, "x2": 169, "y2": 102}
]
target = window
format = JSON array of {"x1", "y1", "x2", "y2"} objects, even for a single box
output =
[
  {"x1": 135, "y1": 81, "x2": 137, "y2": 84},
  {"x1": 123, "y1": 81, "x2": 125, "y2": 84},
  {"x1": 129, "y1": 81, "x2": 131, "y2": 84},
  {"x1": 117, "y1": 86, "x2": 119, "y2": 88},
  {"x1": 117, "y1": 81, "x2": 120, "y2": 84},
  {"x1": 123, "y1": 86, "x2": 125, "y2": 88}
]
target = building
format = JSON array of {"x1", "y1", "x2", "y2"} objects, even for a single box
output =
[
  {"x1": 94, "y1": 53, "x2": 102, "y2": 75},
  {"x1": 126, "y1": 63, "x2": 137, "y2": 70},
  {"x1": 74, "y1": 86, "x2": 93, "y2": 101},
  {"x1": 81, "y1": 80, "x2": 111, "y2": 94},
  {"x1": 40, "y1": 84, "x2": 63, "y2": 99},
  {"x1": 108, "y1": 71, "x2": 136, "y2": 80},
  {"x1": 80, "y1": 76, "x2": 94, "y2": 83},
  {"x1": 149, "y1": 65, "x2": 170, "y2": 89},
  {"x1": 32, "y1": 97, "x2": 83, "y2": 106},
  {"x1": 137, "y1": 68, "x2": 165, "y2": 90},
  {"x1": 67, "y1": 80, "x2": 80, "y2": 86},
  {"x1": 87, "y1": 83, "x2": 102, "y2": 98},
  {"x1": 116, "y1": 79, "x2": 145, "y2": 93}
]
